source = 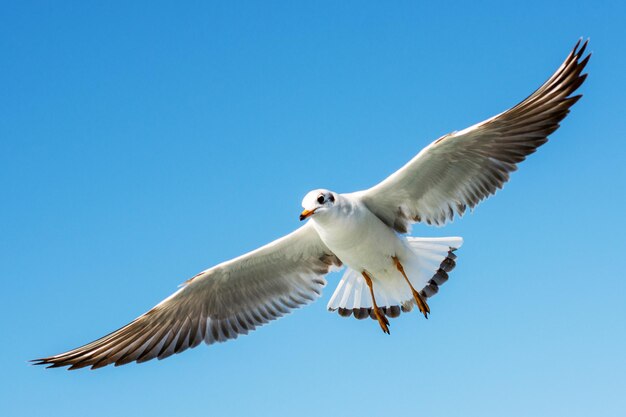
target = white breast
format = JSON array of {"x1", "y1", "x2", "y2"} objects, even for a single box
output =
[{"x1": 310, "y1": 195, "x2": 405, "y2": 275}]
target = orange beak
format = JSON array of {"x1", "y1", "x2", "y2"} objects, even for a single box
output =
[{"x1": 299, "y1": 208, "x2": 316, "y2": 221}]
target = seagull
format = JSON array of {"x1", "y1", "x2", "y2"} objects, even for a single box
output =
[{"x1": 33, "y1": 40, "x2": 590, "y2": 370}]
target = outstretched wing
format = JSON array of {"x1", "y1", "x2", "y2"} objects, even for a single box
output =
[
  {"x1": 359, "y1": 40, "x2": 590, "y2": 233},
  {"x1": 33, "y1": 223, "x2": 341, "y2": 370}
]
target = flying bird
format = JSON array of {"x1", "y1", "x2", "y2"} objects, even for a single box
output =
[{"x1": 33, "y1": 40, "x2": 590, "y2": 370}]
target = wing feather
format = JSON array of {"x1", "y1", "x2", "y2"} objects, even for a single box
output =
[
  {"x1": 32, "y1": 223, "x2": 341, "y2": 370},
  {"x1": 359, "y1": 40, "x2": 590, "y2": 232}
]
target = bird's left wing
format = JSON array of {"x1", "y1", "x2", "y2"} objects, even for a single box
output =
[
  {"x1": 33, "y1": 222, "x2": 341, "y2": 370},
  {"x1": 358, "y1": 40, "x2": 590, "y2": 233}
]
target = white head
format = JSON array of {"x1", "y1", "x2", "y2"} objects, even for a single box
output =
[{"x1": 300, "y1": 189, "x2": 337, "y2": 221}]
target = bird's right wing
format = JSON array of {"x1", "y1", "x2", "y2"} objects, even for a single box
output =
[
  {"x1": 33, "y1": 222, "x2": 341, "y2": 370},
  {"x1": 358, "y1": 40, "x2": 590, "y2": 232}
]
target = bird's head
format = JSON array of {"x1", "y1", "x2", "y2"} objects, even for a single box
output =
[{"x1": 300, "y1": 189, "x2": 337, "y2": 221}]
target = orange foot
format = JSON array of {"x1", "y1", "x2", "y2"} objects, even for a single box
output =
[
  {"x1": 361, "y1": 271, "x2": 391, "y2": 335},
  {"x1": 373, "y1": 306, "x2": 390, "y2": 334},
  {"x1": 393, "y1": 255, "x2": 430, "y2": 319}
]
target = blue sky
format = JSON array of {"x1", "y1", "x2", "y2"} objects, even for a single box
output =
[{"x1": 2, "y1": 1, "x2": 626, "y2": 416}]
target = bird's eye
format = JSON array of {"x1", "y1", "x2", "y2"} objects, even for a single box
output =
[
  {"x1": 317, "y1": 195, "x2": 325, "y2": 204},
  {"x1": 329, "y1": 194, "x2": 335, "y2": 203}
]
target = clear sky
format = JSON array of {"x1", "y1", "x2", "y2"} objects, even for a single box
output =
[{"x1": 2, "y1": 1, "x2": 625, "y2": 416}]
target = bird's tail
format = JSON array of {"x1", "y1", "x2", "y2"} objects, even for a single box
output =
[{"x1": 327, "y1": 237, "x2": 462, "y2": 319}]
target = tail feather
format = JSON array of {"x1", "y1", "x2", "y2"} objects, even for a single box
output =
[{"x1": 328, "y1": 237, "x2": 462, "y2": 320}]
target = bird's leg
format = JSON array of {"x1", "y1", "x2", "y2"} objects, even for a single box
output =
[
  {"x1": 361, "y1": 271, "x2": 390, "y2": 334},
  {"x1": 392, "y1": 256, "x2": 430, "y2": 319}
]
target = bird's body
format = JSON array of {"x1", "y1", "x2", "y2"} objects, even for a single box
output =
[
  {"x1": 33, "y1": 40, "x2": 590, "y2": 370},
  {"x1": 306, "y1": 191, "x2": 459, "y2": 322}
]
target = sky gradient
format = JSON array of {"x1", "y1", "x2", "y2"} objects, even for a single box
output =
[{"x1": 2, "y1": 1, "x2": 626, "y2": 416}]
